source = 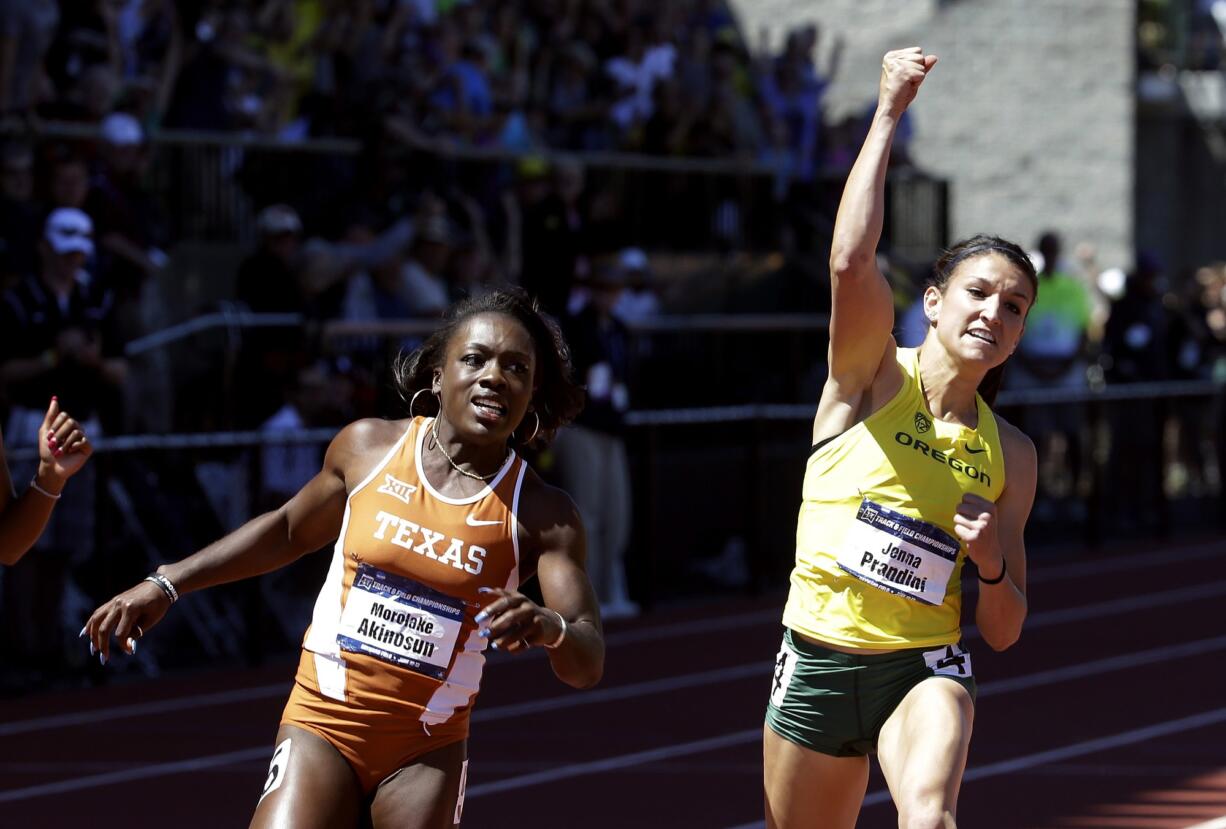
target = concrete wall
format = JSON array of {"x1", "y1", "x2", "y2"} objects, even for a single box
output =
[{"x1": 732, "y1": 0, "x2": 1136, "y2": 268}]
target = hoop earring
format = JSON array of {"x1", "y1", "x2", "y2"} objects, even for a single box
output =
[
  {"x1": 409, "y1": 388, "x2": 434, "y2": 416},
  {"x1": 520, "y1": 410, "x2": 540, "y2": 444}
]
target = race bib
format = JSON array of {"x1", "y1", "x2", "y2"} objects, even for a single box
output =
[
  {"x1": 338, "y1": 563, "x2": 465, "y2": 679},
  {"x1": 835, "y1": 499, "x2": 960, "y2": 606},
  {"x1": 769, "y1": 638, "x2": 799, "y2": 708},
  {"x1": 924, "y1": 643, "x2": 973, "y2": 678}
]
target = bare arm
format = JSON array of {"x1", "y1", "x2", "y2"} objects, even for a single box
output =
[
  {"x1": 476, "y1": 483, "x2": 604, "y2": 689},
  {"x1": 0, "y1": 401, "x2": 92, "y2": 565},
  {"x1": 81, "y1": 419, "x2": 388, "y2": 659},
  {"x1": 966, "y1": 421, "x2": 1036, "y2": 651},
  {"x1": 825, "y1": 48, "x2": 937, "y2": 398}
]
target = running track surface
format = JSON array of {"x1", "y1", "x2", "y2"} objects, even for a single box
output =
[{"x1": 2, "y1": 537, "x2": 1224, "y2": 828}]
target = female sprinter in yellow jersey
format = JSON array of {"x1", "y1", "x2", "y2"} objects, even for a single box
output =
[
  {"x1": 83, "y1": 289, "x2": 604, "y2": 828},
  {"x1": 763, "y1": 49, "x2": 1038, "y2": 828}
]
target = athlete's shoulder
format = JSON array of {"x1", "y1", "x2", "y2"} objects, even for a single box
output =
[
  {"x1": 992, "y1": 411, "x2": 1037, "y2": 468},
  {"x1": 517, "y1": 466, "x2": 582, "y2": 534},
  {"x1": 325, "y1": 418, "x2": 412, "y2": 476},
  {"x1": 333, "y1": 417, "x2": 412, "y2": 451}
]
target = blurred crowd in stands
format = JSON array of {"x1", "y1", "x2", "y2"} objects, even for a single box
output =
[
  {"x1": 2, "y1": 0, "x2": 849, "y2": 167},
  {"x1": 4, "y1": 8, "x2": 1225, "y2": 420},
  {"x1": 1, "y1": 0, "x2": 869, "y2": 434}
]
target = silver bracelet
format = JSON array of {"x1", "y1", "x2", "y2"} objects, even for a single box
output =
[
  {"x1": 544, "y1": 610, "x2": 568, "y2": 649},
  {"x1": 29, "y1": 478, "x2": 62, "y2": 500},
  {"x1": 144, "y1": 573, "x2": 179, "y2": 604}
]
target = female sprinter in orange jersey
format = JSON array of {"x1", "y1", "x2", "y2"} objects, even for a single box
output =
[
  {"x1": 83, "y1": 289, "x2": 604, "y2": 828},
  {"x1": 763, "y1": 49, "x2": 1039, "y2": 827}
]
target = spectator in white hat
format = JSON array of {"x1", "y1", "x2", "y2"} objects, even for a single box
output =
[
  {"x1": 100, "y1": 111, "x2": 144, "y2": 147},
  {"x1": 0, "y1": 207, "x2": 126, "y2": 671},
  {"x1": 85, "y1": 110, "x2": 170, "y2": 307},
  {"x1": 234, "y1": 203, "x2": 308, "y2": 427},
  {"x1": 612, "y1": 246, "x2": 661, "y2": 325}
]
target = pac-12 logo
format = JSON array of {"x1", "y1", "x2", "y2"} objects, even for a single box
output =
[{"x1": 914, "y1": 412, "x2": 932, "y2": 434}]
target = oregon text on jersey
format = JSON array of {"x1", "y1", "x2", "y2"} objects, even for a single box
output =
[{"x1": 893, "y1": 431, "x2": 992, "y2": 487}]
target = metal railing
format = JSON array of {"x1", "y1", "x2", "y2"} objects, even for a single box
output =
[{"x1": 36, "y1": 121, "x2": 950, "y2": 261}]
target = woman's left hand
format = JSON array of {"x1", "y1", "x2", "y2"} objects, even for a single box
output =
[
  {"x1": 953, "y1": 493, "x2": 1005, "y2": 577},
  {"x1": 36, "y1": 398, "x2": 92, "y2": 485},
  {"x1": 474, "y1": 587, "x2": 565, "y2": 653}
]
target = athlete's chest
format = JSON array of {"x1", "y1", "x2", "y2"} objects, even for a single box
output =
[
  {"x1": 868, "y1": 404, "x2": 1003, "y2": 504},
  {"x1": 343, "y1": 467, "x2": 520, "y2": 598}
]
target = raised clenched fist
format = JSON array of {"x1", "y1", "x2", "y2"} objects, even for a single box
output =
[{"x1": 879, "y1": 47, "x2": 938, "y2": 116}]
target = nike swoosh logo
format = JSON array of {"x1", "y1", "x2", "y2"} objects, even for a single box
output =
[
  {"x1": 465, "y1": 515, "x2": 503, "y2": 527},
  {"x1": 965, "y1": 445, "x2": 987, "y2": 455}
]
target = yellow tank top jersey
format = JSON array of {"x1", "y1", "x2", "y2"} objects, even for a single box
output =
[
  {"x1": 294, "y1": 416, "x2": 525, "y2": 732},
  {"x1": 783, "y1": 347, "x2": 1006, "y2": 650}
]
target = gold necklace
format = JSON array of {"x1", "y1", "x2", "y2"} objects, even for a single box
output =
[{"x1": 431, "y1": 417, "x2": 508, "y2": 482}]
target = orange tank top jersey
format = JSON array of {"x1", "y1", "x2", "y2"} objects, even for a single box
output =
[{"x1": 285, "y1": 416, "x2": 525, "y2": 752}]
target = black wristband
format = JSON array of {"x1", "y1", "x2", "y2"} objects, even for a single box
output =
[{"x1": 977, "y1": 558, "x2": 1007, "y2": 585}]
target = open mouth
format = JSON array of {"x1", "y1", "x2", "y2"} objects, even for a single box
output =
[
  {"x1": 472, "y1": 397, "x2": 508, "y2": 420},
  {"x1": 966, "y1": 329, "x2": 997, "y2": 345}
]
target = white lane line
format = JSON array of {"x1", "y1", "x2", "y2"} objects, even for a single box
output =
[
  {"x1": 602, "y1": 610, "x2": 778, "y2": 647},
  {"x1": 472, "y1": 662, "x2": 764, "y2": 723},
  {"x1": 0, "y1": 747, "x2": 268, "y2": 804},
  {"x1": 1027, "y1": 581, "x2": 1226, "y2": 628},
  {"x1": 725, "y1": 706, "x2": 1226, "y2": 829},
  {"x1": 4, "y1": 569, "x2": 1221, "y2": 804},
  {"x1": 5, "y1": 624, "x2": 1225, "y2": 803},
  {"x1": 466, "y1": 729, "x2": 762, "y2": 798},
  {"x1": 977, "y1": 633, "x2": 1226, "y2": 696},
  {"x1": 961, "y1": 579, "x2": 1226, "y2": 641},
  {"x1": 862, "y1": 707, "x2": 1226, "y2": 805},
  {"x1": 5, "y1": 541, "x2": 1215, "y2": 739},
  {"x1": 1019, "y1": 539, "x2": 1225, "y2": 587},
  {"x1": 467, "y1": 634, "x2": 1226, "y2": 802},
  {"x1": 0, "y1": 608, "x2": 778, "y2": 738},
  {"x1": 0, "y1": 685, "x2": 289, "y2": 738},
  {"x1": 484, "y1": 631, "x2": 1226, "y2": 725},
  {"x1": 16, "y1": 575, "x2": 1224, "y2": 741}
]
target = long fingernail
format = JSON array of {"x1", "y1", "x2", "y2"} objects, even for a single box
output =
[
  {"x1": 473, "y1": 611, "x2": 489, "y2": 624},
  {"x1": 490, "y1": 641, "x2": 499, "y2": 650},
  {"x1": 477, "y1": 627, "x2": 490, "y2": 638},
  {"x1": 127, "y1": 639, "x2": 138, "y2": 654},
  {"x1": 99, "y1": 653, "x2": 106, "y2": 665},
  {"x1": 89, "y1": 642, "x2": 96, "y2": 655},
  {"x1": 477, "y1": 587, "x2": 496, "y2": 594},
  {"x1": 79, "y1": 626, "x2": 87, "y2": 638}
]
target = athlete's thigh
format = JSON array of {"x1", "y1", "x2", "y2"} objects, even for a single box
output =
[
  {"x1": 876, "y1": 677, "x2": 974, "y2": 814},
  {"x1": 249, "y1": 724, "x2": 363, "y2": 829},
  {"x1": 763, "y1": 724, "x2": 868, "y2": 829},
  {"x1": 369, "y1": 738, "x2": 468, "y2": 829}
]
